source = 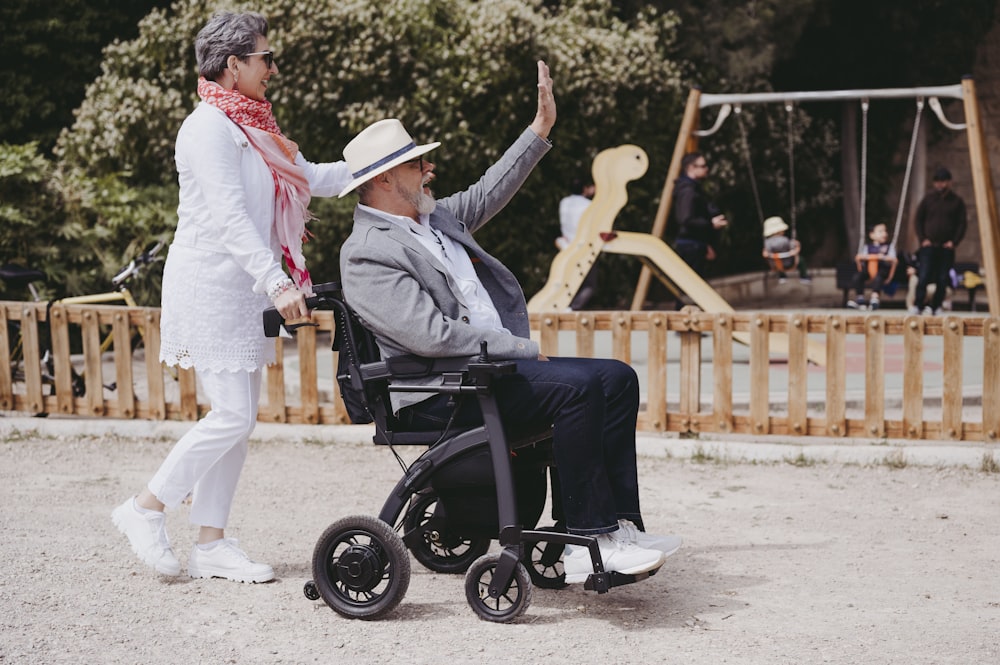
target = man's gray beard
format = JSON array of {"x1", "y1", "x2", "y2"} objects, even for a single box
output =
[
  {"x1": 415, "y1": 192, "x2": 436, "y2": 215},
  {"x1": 398, "y1": 181, "x2": 436, "y2": 215}
]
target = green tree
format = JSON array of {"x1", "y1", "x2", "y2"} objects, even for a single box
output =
[
  {"x1": 0, "y1": 143, "x2": 61, "y2": 299},
  {"x1": 56, "y1": 0, "x2": 686, "y2": 301},
  {"x1": 617, "y1": 1, "x2": 835, "y2": 277},
  {"x1": 0, "y1": 139, "x2": 173, "y2": 301},
  {"x1": 0, "y1": 0, "x2": 172, "y2": 152}
]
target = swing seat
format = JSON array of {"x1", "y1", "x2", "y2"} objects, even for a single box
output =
[
  {"x1": 763, "y1": 243, "x2": 800, "y2": 273},
  {"x1": 866, "y1": 255, "x2": 881, "y2": 280}
]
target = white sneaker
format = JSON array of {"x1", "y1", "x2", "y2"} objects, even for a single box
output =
[
  {"x1": 188, "y1": 538, "x2": 274, "y2": 583},
  {"x1": 563, "y1": 530, "x2": 665, "y2": 584},
  {"x1": 616, "y1": 519, "x2": 683, "y2": 557},
  {"x1": 111, "y1": 497, "x2": 181, "y2": 576},
  {"x1": 922, "y1": 306, "x2": 934, "y2": 316},
  {"x1": 907, "y1": 306, "x2": 921, "y2": 315}
]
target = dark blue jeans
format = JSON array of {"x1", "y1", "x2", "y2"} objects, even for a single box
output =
[
  {"x1": 401, "y1": 357, "x2": 642, "y2": 535},
  {"x1": 915, "y1": 245, "x2": 955, "y2": 310}
]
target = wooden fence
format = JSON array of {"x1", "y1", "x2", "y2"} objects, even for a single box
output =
[{"x1": 2, "y1": 301, "x2": 998, "y2": 443}]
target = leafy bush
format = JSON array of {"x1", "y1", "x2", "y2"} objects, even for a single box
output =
[
  {"x1": 0, "y1": 140, "x2": 174, "y2": 301},
  {"x1": 0, "y1": 142, "x2": 61, "y2": 299}
]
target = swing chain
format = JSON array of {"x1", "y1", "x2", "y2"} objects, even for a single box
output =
[
  {"x1": 734, "y1": 105, "x2": 765, "y2": 226},
  {"x1": 786, "y1": 101, "x2": 797, "y2": 240},
  {"x1": 891, "y1": 97, "x2": 925, "y2": 249},
  {"x1": 858, "y1": 98, "x2": 870, "y2": 255}
]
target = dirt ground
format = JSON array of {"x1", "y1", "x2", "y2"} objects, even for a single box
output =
[{"x1": 1, "y1": 420, "x2": 998, "y2": 665}]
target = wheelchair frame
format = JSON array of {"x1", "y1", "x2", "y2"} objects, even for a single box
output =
[{"x1": 264, "y1": 282, "x2": 657, "y2": 622}]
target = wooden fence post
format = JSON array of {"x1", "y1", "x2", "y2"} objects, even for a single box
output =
[
  {"x1": 902, "y1": 314, "x2": 925, "y2": 439},
  {"x1": 825, "y1": 315, "x2": 846, "y2": 437},
  {"x1": 712, "y1": 313, "x2": 733, "y2": 434},
  {"x1": 864, "y1": 315, "x2": 886, "y2": 438}
]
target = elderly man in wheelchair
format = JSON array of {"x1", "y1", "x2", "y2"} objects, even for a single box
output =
[{"x1": 277, "y1": 62, "x2": 680, "y2": 623}]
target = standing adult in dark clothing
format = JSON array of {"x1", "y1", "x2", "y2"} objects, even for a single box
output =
[
  {"x1": 670, "y1": 152, "x2": 727, "y2": 310},
  {"x1": 671, "y1": 152, "x2": 728, "y2": 278},
  {"x1": 911, "y1": 167, "x2": 967, "y2": 315}
]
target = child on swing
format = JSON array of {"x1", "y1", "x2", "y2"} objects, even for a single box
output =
[
  {"x1": 761, "y1": 216, "x2": 810, "y2": 284},
  {"x1": 848, "y1": 222, "x2": 898, "y2": 310}
]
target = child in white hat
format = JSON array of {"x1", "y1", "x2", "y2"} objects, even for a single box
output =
[{"x1": 761, "y1": 216, "x2": 809, "y2": 284}]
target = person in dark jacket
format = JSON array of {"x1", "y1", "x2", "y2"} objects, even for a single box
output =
[
  {"x1": 671, "y1": 152, "x2": 728, "y2": 279},
  {"x1": 911, "y1": 167, "x2": 967, "y2": 315}
]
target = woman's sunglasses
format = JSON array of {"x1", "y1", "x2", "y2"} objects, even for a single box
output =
[{"x1": 244, "y1": 50, "x2": 274, "y2": 68}]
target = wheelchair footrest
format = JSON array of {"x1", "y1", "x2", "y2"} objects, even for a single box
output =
[{"x1": 584, "y1": 566, "x2": 659, "y2": 594}]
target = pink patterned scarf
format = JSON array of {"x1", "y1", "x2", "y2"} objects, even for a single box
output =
[{"x1": 197, "y1": 77, "x2": 313, "y2": 290}]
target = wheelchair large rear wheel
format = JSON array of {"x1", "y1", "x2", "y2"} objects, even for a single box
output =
[
  {"x1": 404, "y1": 491, "x2": 490, "y2": 574},
  {"x1": 311, "y1": 514, "x2": 410, "y2": 620},
  {"x1": 464, "y1": 553, "x2": 532, "y2": 623}
]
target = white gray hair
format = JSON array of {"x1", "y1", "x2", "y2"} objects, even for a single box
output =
[{"x1": 195, "y1": 12, "x2": 269, "y2": 81}]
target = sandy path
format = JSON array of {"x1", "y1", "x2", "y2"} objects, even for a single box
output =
[{"x1": 1, "y1": 426, "x2": 998, "y2": 664}]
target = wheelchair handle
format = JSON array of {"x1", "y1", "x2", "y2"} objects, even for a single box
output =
[{"x1": 262, "y1": 281, "x2": 341, "y2": 337}]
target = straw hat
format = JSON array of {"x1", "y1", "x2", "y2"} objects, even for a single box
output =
[
  {"x1": 338, "y1": 119, "x2": 440, "y2": 197},
  {"x1": 762, "y1": 216, "x2": 789, "y2": 238}
]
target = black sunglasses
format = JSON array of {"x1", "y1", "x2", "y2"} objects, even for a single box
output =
[
  {"x1": 244, "y1": 50, "x2": 274, "y2": 68},
  {"x1": 404, "y1": 156, "x2": 425, "y2": 170}
]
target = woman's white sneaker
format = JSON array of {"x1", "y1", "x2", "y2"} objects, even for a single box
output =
[
  {"x1": 111, "y1": 497, "x2": 181, "y2": 576},
  {"x1": 563, "y1": 530, "x2": 665, "y2": 584},
  {"x1": 188, "y1": 538, "x2": 274, "y2": 583},
  {"x1": 617, "y1": 519, "x2": 683, "y2": 557}
]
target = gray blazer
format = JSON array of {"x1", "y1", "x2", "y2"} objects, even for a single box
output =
[{"x1": 340, "y1": 128, "x2": 551, "y2": 411}]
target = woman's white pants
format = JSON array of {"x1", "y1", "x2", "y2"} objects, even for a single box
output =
[{"x1": 147, "y1": 368, "x2": 261, "y2": 529}]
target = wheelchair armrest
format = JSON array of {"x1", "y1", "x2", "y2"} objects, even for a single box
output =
[
  {"x1": 384, "y1": 354, "x2": 475, "y2": 378},
  {"x1": 374, "y1": 353, "x2": 518, "y2": 398}
]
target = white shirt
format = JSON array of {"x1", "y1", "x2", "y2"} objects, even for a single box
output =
[
  {"x1": 559, "y1": 193, "x2": 592, "y2": 241},
  {"x1": 358, "y1": 204, "x2": 510, "y2": 335}
]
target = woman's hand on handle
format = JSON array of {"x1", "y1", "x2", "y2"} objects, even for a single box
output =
[{"x1": 274, "y1": 287, "x2": 310, "y2": 322}]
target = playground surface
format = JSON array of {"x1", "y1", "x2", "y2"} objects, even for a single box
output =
[{"x1": 1, "y1": 418, "x2": 998, "y2": 664}]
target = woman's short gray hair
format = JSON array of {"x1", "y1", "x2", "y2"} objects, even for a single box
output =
[{"x1": 195, "y1": 12, "x2": 269, "y2": 81}]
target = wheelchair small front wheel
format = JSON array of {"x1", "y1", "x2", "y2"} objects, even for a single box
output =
[
  {"x1": 464, "y1": 553, "x2": 532, "y2": 623},
  {"x1": 311, "y1": 515, "x2": 410, "y2": 620},
  {"x1": 404, "y1": 491, "x2": 490, "y2": 574},
  {"x1": 303, "y1": 580, "x2": 320, "y2": 601}
]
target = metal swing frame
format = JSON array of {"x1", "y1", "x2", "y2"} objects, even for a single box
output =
[{"x1": 632, "y1": 79, "x2": 1000, "y2": 316}]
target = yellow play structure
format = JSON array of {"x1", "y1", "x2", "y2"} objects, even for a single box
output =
[
  {"x1": 527, "y1": 143, "x2": 827, "y2": 364},
  {"x1": 529, "y1": 142, "x2": 747, "y2": 319}
]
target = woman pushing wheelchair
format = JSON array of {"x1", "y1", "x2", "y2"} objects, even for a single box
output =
[{"x1": 112, "y1": 11, "x2": 353, "y2": 582}]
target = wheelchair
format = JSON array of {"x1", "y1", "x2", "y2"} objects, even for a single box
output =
[{"x1": 264, "y1": 282, "x2": 661, "y2": 622}]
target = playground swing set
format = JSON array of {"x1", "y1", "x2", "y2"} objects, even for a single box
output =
[
  {"x1": 529, "y1": 79, "x2": 1000, "y2": 334},
  {"x1": 732, "y1": 101, "x2": 803, "y2": 279}
]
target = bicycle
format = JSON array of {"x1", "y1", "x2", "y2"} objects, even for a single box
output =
[{"x1": 1, "y1": 240, "x2": 168, "y2": 414}]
